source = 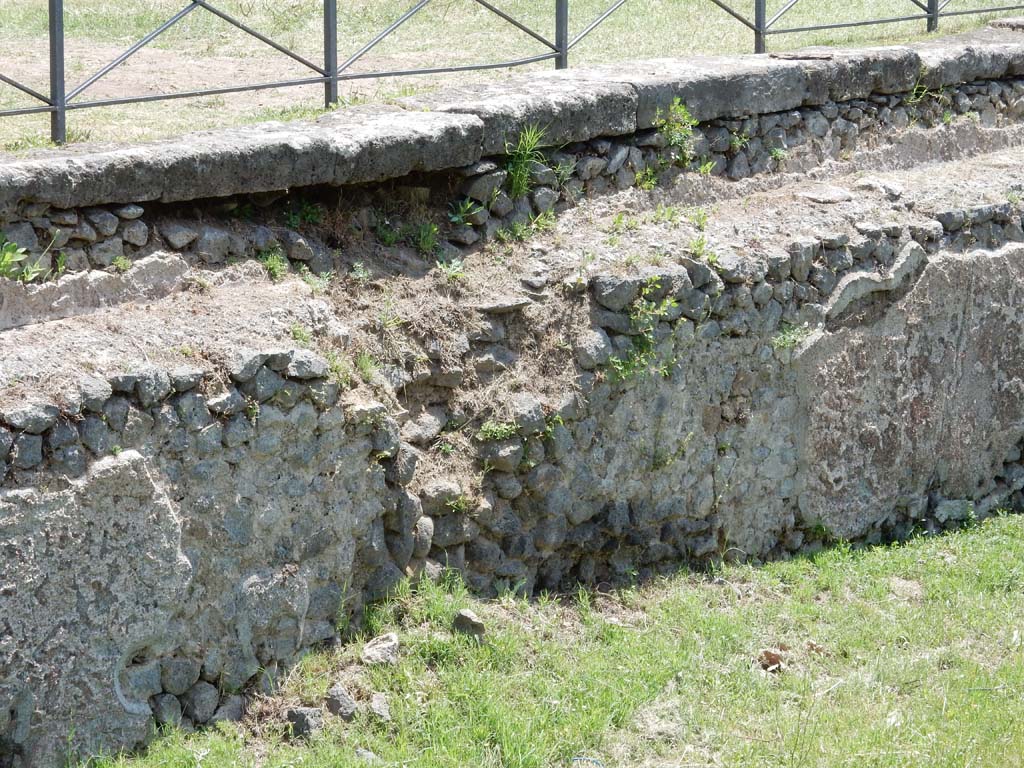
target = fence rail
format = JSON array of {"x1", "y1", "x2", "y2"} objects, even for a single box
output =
[
  {"x1": 712, "y1": 0, "x2": 1024, "y2": 54},
  {"x1": 1, "y1": 0, "x2": 1023, "y2": 145}
]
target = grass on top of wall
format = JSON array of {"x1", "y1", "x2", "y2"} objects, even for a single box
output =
[{"x1": 86, "y1": 513, "x2": 1024, "y2": 768}]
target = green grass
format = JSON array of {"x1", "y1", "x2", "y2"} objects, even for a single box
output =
[
  {"x1": 0, "y1": 0, "x2": 1015, "y2": 147},
  {"x1": 86, "y1": 515, "x2": 1024, "y2": 768}
]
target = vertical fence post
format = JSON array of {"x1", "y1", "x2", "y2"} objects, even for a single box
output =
[
  {"x1": 754, "y1": 0, "x2": 767, "y2": 53},
  {"x1": 48, "y1": 0, "x2": 66, "y2": 144},
  {"x1": 555, "y1": 0, "x2": 569, "y2": 69},
  {"x1": 324, "y1": 0, "x2": 339, "y2": 107},
  {"x1": 927, "y1": 0, "x2": 940, "y2": 32}
]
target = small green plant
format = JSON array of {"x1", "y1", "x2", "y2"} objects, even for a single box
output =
[
  {"x1": 448, "y1": 198, "x2": 483, "y2": 226},
  {"x1": 245, "y1": 397, "x2": 260, "y2": 424},
  {"x1": 355, "y1": 350, "x2": 378, "y2": 382},
  {"x1": 636, "y1": 166, "x2": 658, "y2": 191},
  {"x1": 298, "y1": 264, "x2": 333, "y2": 293},
  {"x1": 495, "y1": 221, "x2": 531, "y2": 243},
  {"x1": 375, "y1": 220, "x2": 401, "y2": 246},
  {"x1": 1009, "y1": 190, "x2": 1022, "y2": 206},
  {"x1": 942, "y1": 110, "x2": 954, "y2": 126},
  {"x1": 608, "y1": 212, "x2": 640, "y2": 234},
  {"x1": 688, "y1": 207, "x2": 709, "y2": 231},
  {"x1": 771, "y1": 322, "x2": 813, "y2": 350},
  {"x1": 477, "y1": 419, "x2": 519, "y2": 441},
  {"x1": 606, "y1": 277, "x2": 678, "y2": 383},
  {"x1": 769, "y1": 147, "x2": 788, "y2": 162},
  {"x1": 653, "y1": 97, "x2": 698, "y2": 161},
  {"x1": 111, "y1": 445, "x2": 123, "y2": 456},
  {"x1": 54, "y1": 251, "x2": 67, "y2": 277},
  {"x1": 542, "y1": 414, "x2": 565, "y2": 441},
  {"x1": 906, "y1": 69, "x2": 943, "y2": 108},
  {"x1": 698, "y1": 157, "x2": 716, "y2": 176},
  {"x1": 412, "y1": 222, "x2": 439, "y2": 255},
  {"x1": 229, "y1": 202, "x2": 255, "y2": 221},
  {"x1": 446, "y1": 495, "x2": 473, "y2": 515},
  {"x1": 554, "y1": 159, "x2": 577, "y2": 188},
  {"x1": 350, "y1": 261, "x2": 372, "y2": 283},
  {"x1": 729, "y1": 132, "x2": 750, "y2": 151},
  {"x1": 290, "y1": 323, "x2": 312, "y2": 345},
  {"x1": 650, "y1": 204, "x2": 679, "y2": 226},
  {"x1": 324, "y1": 350, "x2": 354, "y2": 388},
  {"x1": 434, "y1": 438, "x2": 456, "y2": 456},
  {"x1": 688, "y1": 233, "x2": 708, "y2": 259},
  {"x1": 17, "y1": 258, "x2": 49, "y2": 283},
  {"x1": 1, "y1": 239, "x2": 40, "y2": 282},
  {"x1": 530, "y1": 210, "x2": 555, "y2": 232},
  {"x1": 258, "y1": 246, "x2": 289, "y2": 281},
  {"x1": 111, "y1": 254, "x2": 132, "y2": 273},
  {"x1": 435, "y1": 257, "x2": 466, "y2": 283},
  {"x1": 506, "y1": 124, "x2": 546, "y2": 199},
  {"x1": 286, "y1": 199, "x2": 323, "y2": 228}
]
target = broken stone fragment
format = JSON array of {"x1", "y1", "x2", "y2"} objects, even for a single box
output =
[
  {"x1": 367, "y1": 693, "x2": 391, "y2": 723},
  {"x1": 286, "y1": 707, "x2": 324, "y2": 740},
  {"x1": 324, "y1": 682, "x2": 357, "y2": 721},
  {"x1": 452, "y1": 608, "x2": 486, "y2": 639},
  {"x1": 360, "y1": 632, "x2": 400, "y2": 666}
]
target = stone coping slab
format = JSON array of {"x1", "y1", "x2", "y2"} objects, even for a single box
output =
[{"x1": 0, "y1": 24, "x2": 1022, "y2": 215}]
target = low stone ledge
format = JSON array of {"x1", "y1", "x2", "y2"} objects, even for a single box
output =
[
  {"x1": 0, "y1": 26, "x2": 1022, "y2": 216},
  {"x1": 0, "y1": 107, "x2": 483, "y2": 218}
]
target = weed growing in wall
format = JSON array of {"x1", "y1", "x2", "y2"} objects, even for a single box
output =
[
  {"x1": 653, "y1": 98, "x2": 698, "y2": 162},
  {"x1": 635, "y1": 166, "x2": 658, "y2": 190},
  {"x1": 0, "y1": 237, "x2": 57, "y2": 283},
  {"x1": 477, "y1": 420, "x2": 519, "y2": 441},
  {"x1": 505, "y1": 124, "x2": 546, "y2": 199},
  {"x1": 771, "y1": 323, "x2": 812, "y2": 350},
  {"x1": 448, "y1": 198, "x2": 483, "y2": 226},
  {"x1": 607, "y1": 277, "x2": 679, "y2": 382},
  {"x1": 111, "y1": 254, "x2": 132, "y2": 273}
]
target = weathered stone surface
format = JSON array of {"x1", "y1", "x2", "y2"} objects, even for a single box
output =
[
  {"x1": 575, "y1": 328, "x2": 613, "y2": 369},
  {"x1": 286, "y1": 707, "x2": 324, "y2": 740},
  {"x1": 367, "y1": 693, "x2": 391, "y2": 723},
  {"x1": 324, "y1": 682, "x2": 357, "y2": 721},
  {"x1": 452, "y1": 608, "x2": 486, "y2": 639},
  {"x1": 0, "y1": 107, "x2": 484, "y2": 215},
  {"x1": 360, "y1": 633, "x2": 400, "y2": 666},
  {"x1": 181, "y1": 682, "x2": 220, "y2": 724},
  {"x1": 0, "y1": 253, "x2": 188, "y2": 332},
  {"x1": 160, "y1": 657, "x2": 201, "y2": 696},
  {"x1": 792, "y1": 244, "x2": 1024, "y2": 544}
]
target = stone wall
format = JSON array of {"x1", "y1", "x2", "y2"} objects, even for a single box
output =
[
  {"x1": 2, "y1": 73, "x2": 1023, "y2": 318},
  {"x1": 4, "y1": 22, "x2": 1024, "y2": 768}
]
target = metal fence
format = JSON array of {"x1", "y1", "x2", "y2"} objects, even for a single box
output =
[
  {"x1": 1, "y1": 0, "x2": 1023, "y2": 145},
  {"x1": 712, "y1": 0, "x2": 1024, "y2": 54},
  {"x1": 0, "y1": 0, "x2": 626, "y2": 145}
]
